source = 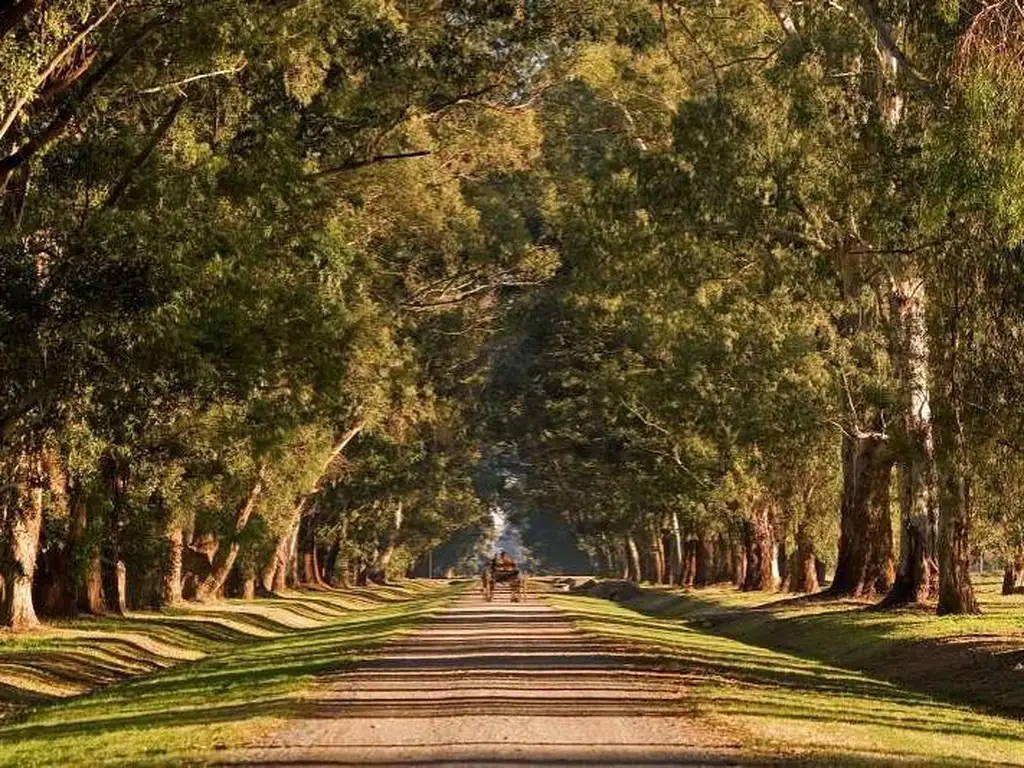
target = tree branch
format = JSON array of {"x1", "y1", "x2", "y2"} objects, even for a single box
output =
[
  {"x1": 0, "y1": 0, "x2": 122, "y2": 144},
  {"x1": 136, "y1": 62, "x2": 247, "y2": 95},
  {"x1": 853, "y1": 0, "x2": 934, "y2": 95},
  {"x1": 101, "y1": 94, "x2": 187, "y2": 211},
  {"x1": 305, "y1": 151, "x2": 431, "y2": 180},
  {"x1": 0, "y1": 14, "x2": 161, "y2": 191}
]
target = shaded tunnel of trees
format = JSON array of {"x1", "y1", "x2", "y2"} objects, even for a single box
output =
[{"x1": 5, "y1": 0, "x2": 1024, "y2": 629}]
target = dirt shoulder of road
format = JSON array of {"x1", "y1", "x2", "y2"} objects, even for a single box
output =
[{"x1": 571, "y1": 575, "x2": 1024, "y2": 721}]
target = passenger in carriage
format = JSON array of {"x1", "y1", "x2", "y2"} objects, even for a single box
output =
[{"x1": 491, "y1": 550, "x2": 519, "y2": 582}]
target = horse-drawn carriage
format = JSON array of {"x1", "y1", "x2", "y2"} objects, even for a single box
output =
[{"x1": 481, "y1": 562, "x2": 525, "y2": 602}]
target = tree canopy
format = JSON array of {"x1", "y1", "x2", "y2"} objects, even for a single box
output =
[{"x1": 4, "y1": 0, "x2": 1024, "y2": 628}]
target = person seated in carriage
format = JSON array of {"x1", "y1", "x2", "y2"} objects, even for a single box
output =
[{"x1": 490, "y1": 550, "x2": 519, "y2": 582}]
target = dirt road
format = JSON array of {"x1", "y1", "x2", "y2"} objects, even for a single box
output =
[{"x1": 243, "y1": 591, "x2": 746, "y2": 766}]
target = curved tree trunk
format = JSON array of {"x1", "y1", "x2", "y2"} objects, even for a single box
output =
[
  {"x1": 195, "y1": 472, "x2": 264, "y2": 602},
  {"x1": 367, "y1": 501, "x2": 403, "y2": 584},
  {"x1": 830, "y1": 431, "x2": 895, "y2": 597},
  {"x1": 262, "y1": 532, "x2": 293, "y2": 594},
  {"x1": 299, "y1": 513, "x2": 326, "y2": 586}
]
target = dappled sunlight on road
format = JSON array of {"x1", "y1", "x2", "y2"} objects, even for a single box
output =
[{"x1": 242, "y1": 593, "x2": 744, "y2": 766}]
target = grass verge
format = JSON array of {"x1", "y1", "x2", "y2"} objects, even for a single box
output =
[
  {"x1": 576, "y1": 575, "x2": 1024, "y2": 719},
  {"x1": 0, "y1": 580, "x2": 459, "y2": 766},
  {"x1": 550, "y1": 592, "x2": 1024, "y2": 766}
]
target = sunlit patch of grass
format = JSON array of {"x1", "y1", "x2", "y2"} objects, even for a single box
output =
[
  {"x1": 551, "y1": 594, "x2": 1024, "y2": 766},
  {"x1": 0, "y1": 584, "x2": 460, "y2": 766},
  {"x1": 578, "y1": 575, "x2": 1024, "y2": 718},
  {"x1": 0, "y1": 581, "x2": 456, "y2": 720}
]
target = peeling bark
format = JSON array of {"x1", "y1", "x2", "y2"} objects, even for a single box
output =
[
  {"x1": 788, "y1": 521, "x2": 819, "y2": 593},
  {"x1": 1001, "y1": 546, "x2": 1024, "y2": 595},
  {"x1": 830, "y1": 432, "x2": 895, "y2": 597},
  {"x1": 742, "y1": 501, "x2": 777, "y2": 591},
  {"x1": 886, "y1": 278, "x2": 939, "y2": 606},
  {"x1": 1, "y1": 452, "x2": 43, "y2": 629}
]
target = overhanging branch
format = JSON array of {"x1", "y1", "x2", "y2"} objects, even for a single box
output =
[{"x1": 305, "y1": 151, "x2": 432, "y2": 180}]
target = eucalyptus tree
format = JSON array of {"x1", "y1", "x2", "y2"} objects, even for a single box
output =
[{"x1": 1, "y1": 0, "x2": 654, "y2": 627}]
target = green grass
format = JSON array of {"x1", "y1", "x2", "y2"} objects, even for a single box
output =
[
  {"x1": 589, "y1": 575, "x2": 1024, "y2": 718},
  {"x1": 550, "y1": 593, "x2": 1024, "y2": 766},
  {"x1": 0, "y1": 581, "x2": 459, "y2": 766}
]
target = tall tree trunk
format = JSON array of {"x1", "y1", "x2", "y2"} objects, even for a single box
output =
[
  {"x1": 649, "y1": 528, "x2": 665, "y2": 584},
  {"x1": 367, "y1": 501, "x2": 403, "y2": 584},
  {"x1": 61, "y1": 471, "x2": 107, "y2": 615},
  {"x1": 298, "y1": 513, "x2": 326, "y2": 586},
  {"x1": 160, "y1": 527, "x2": 184, "y2": 606},
  {"x1": 1, "y1": 452, "x2": 43, "y2": 629},
  {"x1": 260, "y1": 423, "x2": 364, "y2": 596},
  {"x1": 886, "y1": 278, "x2": 939, "y2": 606},
  {"x1": 682, "y1": 539, "x2": 697, "y2": 587},
  {"x1": 714, "y1": 532, "x2": 731, "y2": 582},
  {"x1": 323, "y1": 536, "x2": 341, "y2": 587},
  {"x1": 195, "y1": 473, "x2": 264, "y2": 602},
  {"x1": 788, "y1": 520, "x2": 819, "y2": 593},
  {"x1": 731, "y1": 536, "x2": 747, "y2": 587},
  {"x1": 669, "y1": 512, "x2": 684, "y2": 585},
  {"x1": 34, "y1": 451, "x2": 71, "y2": 616},
  {"x1": 99, "y1": 451, "x2": 129, "y2": 614},
  {"x1": 830, "y1": 432, "x2": 895, "y2": 597},
  {"x1": 742, "y1": 501, "x2": 778, "y2": 591},
  {"x1": 1001, "y1": 545, "x2": 1024, "y2": 595},
  {"x1": 625, "y1": 534, "x2": 642, "y2": 582},
  {"x1": 66, "y1": 480, "x2": 105, "y2": 614},
  {"x1": 261, "y1": 528, "x2": 290, "y2": 593},
  {"x1": 931, "y1": 274, "x2": 979, "y2": 615},
  {"x1": 694, "y1": 533, "x2": 714, "y2": 586},
  {"x1": 335, "y1": 518, "x2": 351, "y2": 587}
]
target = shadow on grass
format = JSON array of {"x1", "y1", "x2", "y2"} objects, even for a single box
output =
[
  {"x1": 552, "y1": 594, "x2": 1024, "y2": 756},
  {"x1": 571, "y1": 581, "x2": 1024, "y2": 722},
  {"x1": 0, "y1": 588, "x2": 458, "y2": 765}
]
